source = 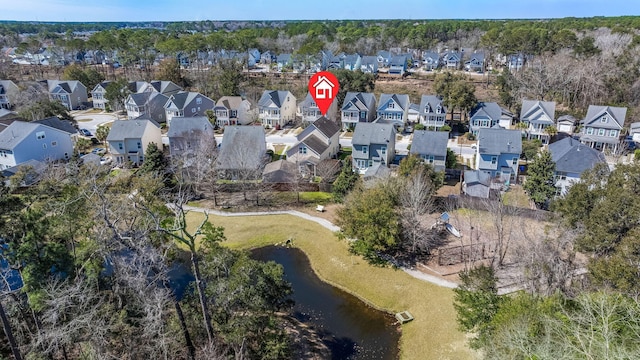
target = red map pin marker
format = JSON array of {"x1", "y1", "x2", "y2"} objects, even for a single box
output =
[{"x1": 308, "y1": 71, "x2": 339, "y2": 117}]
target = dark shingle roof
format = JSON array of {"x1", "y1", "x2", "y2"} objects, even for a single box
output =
[
  {"x1": 548, "y1": 137, "x2": 606, "y2": 175},
  {"x1": 410, "y1": 130, "x2": 449, "y2": 158},
  {"x1": 478, "y1": 128, "x2": 522, "y2": 155},
  {"x1": 258, "y1": 90, "x2": 292, "y2": 108},
  {"x1": 378, "y1": 93, "x2": 410, "y2": 112},
  {"x1": 342, "y1": 92, "x2": 376, "y2": 112},
  {"x1": 34, "y1": 116, "x2": 77, "y2": 134},
  {"x1": 313, "y1": 116, "x2": 340, "y2": 138},
  {"x1": 167, "y1": 116, "x2": 213, "y2": 138},
  {"x1": 419, "y1": 95, "x2": 447, "y2": 115},
  {"x1": 301, "y1": 134, "x2": 328, "y2": 155}
]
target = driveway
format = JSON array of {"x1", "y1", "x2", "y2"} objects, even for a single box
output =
[{"x1": 71, "y1": 110, "x2": 119, "y2": 132}]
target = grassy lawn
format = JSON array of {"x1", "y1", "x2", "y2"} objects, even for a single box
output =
[
  {"x1": 185, "y1": 212, "x2": 476, "y2": 360},
  {"x1": 273, "y1": 144, "x2": 287, "y2": 155},
  {"x1": 502, "y1": 185, "x2": 531, "y2": 208},
  {"x1": 338, "y1": 147, "x2": 352, "y2": 160},
  {"x1": 275, "y1": 191, "x2": 333, "y2": 204}
]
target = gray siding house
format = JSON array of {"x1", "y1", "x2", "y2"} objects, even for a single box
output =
[
  {"x1": 299, "y1": 92, "x2": 338, "y2": 124},
  {"x1": 167, "y1": 116, "x2": 216, "y2": 157},
  {"x1": 579, "y1": 105, "x2": 626, "y2": 152},
  {"x1": 106, "y1": 119, "x2": 162, "y2": 166},
  {"x1": 520, "y1": 99, "x2": 556, "y2": 144},
  {"x1": 352, "y1": 122, "x2": 396, "y2": 175},
  {"x1": 91, "y1": 81, "x2": 112, "y2": 110},
  {"x1": 164, "y1": 91, "x2": 215, "y2": 126},
  {"x1": 549, "y1": 137, "x2": 607, "y2": 195},
  {"x1": 0, "y1": 121, "x2": 74, "y2": 170},
  {"x1": 464, "y1": 52, "x2": 485, "y2": 72},
  {"x1": 286, "y1": 116, "x2": 341, "y2": 171},
  {"x1": 388, "y1": 55, "x2": 407, "y2": 75},
  {"x1": 469, "y1": 102, "x2": 513, "y2": 135},
  {"x1": 463, "y1": 170, "x2": 491, "y2": 198},
  {"x1": 410, "y1": 130, "x2": 449, "y2": 172},
  {"x1": 47, "y1": 80, "x2": 88, "y2": 110},
  {"x1": 0, "y1": 80, "x2": 19, "y2": 110},
  {"x1": 341, "y1": 92, "x2": 377, "y2": 131},
  {"x1": 125, "y1": 92, "x2": 170, "y2": 124},
  {"x1": 475, "y1": 128, "x2": 522, "y2": 183},
  {"x1": 422, "y1": 51, "x2": 440, "y2": 71}
]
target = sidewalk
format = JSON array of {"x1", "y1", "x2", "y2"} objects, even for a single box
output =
[{"x1": 181, "y1": 204, "x2": 458, "y2": 289}]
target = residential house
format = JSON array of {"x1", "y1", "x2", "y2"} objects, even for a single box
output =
[
  {"x1": 442, "y1": 51, "x2": 462, "y2": 69},
  {"x1": 167, "y1": 116, "x2": 216, "y2": 157},
  {"x1": 46, "y1": 80, "x2": 88, "y2": 110},
  {"x1": 376, "y1": 93, "x2": 410, "y2": 128},
  {"x1": 262, "y1": 159, "x2": 297, "y2": 183},
  {"x1": 247, "y1": 48, "x2": 260, "y2": 68},
  {"x1": 213, "y1": 96, "x2": 252, "y2": 127},
  {"x1": 464, "y1": 52, "x2": 485, "y2": 72},
  {"x1": 216, "y1": 126, "x2": 267, "y2": 180},
  {"x1": 341, "y1": 92, "x2": 377, "y2": 131},
  {"x1": 408, "y1": 104, "x2": 420, "y2": 124},
  {"x1": 475, "y1": 128, "x2": 522, "y2": 183},
  {"x1": 0, "y1": 80, "x2": 19, "y2": 109},
  {"x1": 260, "y1": 50, "x2": 276, "y2": 64},
  {"x1": 462, "y1": 170, "x2": 492, "y2": 198},
  {"x1": 520, "y1": 99, "x2": 556, "y2": 144},
  {"x1": 507, "y1": 53, "x2": 525, "y2": 71},
  {"x1": 0, "y1": 121, "x2": 74, "y2": 170},
  {"x1": 388, "y1": 55, "x2": 408, "y2": 75},
  {"x1": 377, "y1": 51, "x2": 392, "y2": 68},
  {"x1": 469, "y1": 102, "x2": 513, "y2": 135},
  {"x1": 2, "y1": 159, "x2": 47, "y2": 187},
  {"x1": 419, "y1": 95, "x2": 448, "y2": 129},
  {"x1": 557, "y1": 115, "x2": 577, "y2": 134},
  {"x1": 549, "y1": 137, "x2": 607, "y2": 195},
  {"x1": 328, "y1": 53, "x2": 345, "y2": 70},
  {"x1": 147, "y1": 80, "x2": 183, "y2": 96},
  {"x1": 410, "y1": 130, "x2": 449, "y2": 172},
  {"x1": 128, "y1": 81, "x2": 150, "y2": 93},
  {"x1": 258, "y1": 90, "x2": 297, "y2": 128},
  {"x1": 125, "y1": 92, "x2": 170, "y2": 123},
  {"x1": 630, "y1": 122, "x2": 640, "y2": 142},
  {"x1": 579, "y1": 105, "x2": 626, "y2": 152},
  {"x1": 91, "y1": 81, "x2": 112, "y2": 110},
  {"x1": 351, "y1": 122, "x2": 396, "y2": 175},
  {"x1": 286, "y1": 116, "x2": 341, "y2": 174},
  {"x1": 164, "y1": 91, "x2": 215, "y2": 126},
  {"x1": 106, "y1": 119, "x2": 162, "y2": 166},
  {"x1": 34, "y1": 116, "x2": 78, "y2": 142},
  {"x1": 276, "y1": 54, "x2": 292, "y2": 72},
  {"x1": 422, "y1": 51, "x2": 440, "y2": 71},
  {"x1": 343, "y1": 54, "x2": 362, "y2": 71},
  {"x1": 360, "y1": 56, "x2": 378, "y2": 74},
  {"x1": 299, "y1": 92, "x2": 338, "y2": 124}
]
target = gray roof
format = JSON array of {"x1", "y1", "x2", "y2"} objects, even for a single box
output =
[
  {"x1": 630, "y1": 122, "x2": 640, "y2": 134},
  {"x1": 149, "y1": 80, "x2": 182, "y2": 95},
  {"x1": 352, "y1": 122, "x2": 395, "y2": 145},
  {"x1": 258, "y1": 90, "x2": 292, "y2": 108},
  {"x1": 378, "y1": 93, "x2": 410, "y2": 112},
  {"x1": 0, "y1": 121, "x2": 42, "y2": 150},
  {"x1": 217, "y1": 126, "x2": 267, "y2": 170},
  {"x1": 583, "y1": 105, "x2": 626, "y2": 129},
  {"x1": 277, "y1": 53, "x2": 291, "y2": 63},
  {"x1": 214, "y1": 96, "x2": 244, "y2": 111},
  {"x1": 389, "y1": 55, "x2": 407, "y2": 67},
  {"x1": 419, "y1": 95, "x2": 447, "y2": 115},
  {"x1": 128, "y1": 81, "x2": 149, "y2": 93},
  {"x1": 477, "y1": 128, "x2": 522, "y2": 155},
  {"x1": 520, "y1": 100, "x2": 556, "y2": 122},
  {"x1": 167, "y1": 116, "x2": 214, "y2": 138},
  {"x1": 471, "y1": 102, "x2": 502, "y2": 121},
  {"x1": 410, "y1": 130, "x2": 449, "y2": 157},
  {"x1": 91, "y1": 81, "x2": 112, "y2": 93},
  {"x1": 47, "y1": 80, "x2": 84, "y2": 93},
  {"x1": 166, "y1": 91, "x2": 213, "y2": 110},
  {"x1": 34, "y1": 117, "x2": 77, "y2": 134},
  {"x1": 364, "y1": 162, "x2": 391, "y2": 180},
  {"x1": 342, "y1": 92, "x2": 376, "y2": 112},
  {"x1": 422, "y1": 51, "x2": 439, "y2": 61},
  {"x1": 312, "y1": 116, "x2": 340, "y2": 138},
  {"x1": 262, "y1": 160, "x2": 297, "y2": 183},
  {"x1": 548, "y1": 137, "x2": 606, "y2": 175},
  {"x1": 106, "y1": 119, "x2": 160, "y2": 141},
  {"x1": 464, "y1": 170, "x2": 491, "y2": 186},
  {"x1": 557, "y1": 115, "x2": 577, "y2": 124},
  {"x1": 466, "y1": 52, "x2": 484, "y2": 63},
  {"x1": 361, "y1": 56, "x2": 377, "y2": 65}
]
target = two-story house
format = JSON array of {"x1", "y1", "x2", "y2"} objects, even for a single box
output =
[
  {"x1": 360, "y1": 56, "x2": 378, "y2": 74},
  {"x1": 258, "y1": 90, "x2": 296, "y2": 128},
  {"x1": 410, "y1": 130, "x2": 449, "y2": 172},
  {"x1": 352, "y1": 122, "x2": 396, "y2": 175},
  {"x1": 299, "y1": 92, "x2": 338, "y2": 125},
  {"x1": 216, "y1": 126, "x2": 267, "y2": 180},
  {"x1": 469, "y1": 102, "x2": 513, "y2": 136},
  {"x1": 146, "y1": 80, "x2": 183, "y2": 96},
  {"x1": 422, "y1": 51, "x2": 440, "y2": 71},
  {"x1": 47, "y1": 80, "x2": 88, "y2": 110},
  {"x1": 442, "y1": 51, "x2": 462, "y2": 69},
  {"x1": 125, "y1": 92, "x2": 170, "y2": 123},
  {"x1": 579, "y1": 105, "x2": 626, "y2": 152},
  {"x1": 286, "y1": 116, "x2": 341, "y2": 175},
  {"x1": 167, "y1": 116, "x2": 216, "y2": 157},
  {"x1": 164, "y1": 91, "x2": 215, "y2": 126},
  {"x1": 276, "y1": 54, "x2": 292, "y2": 72},
  {"x1": 213, "y1": 96, "x2": 252, "y2": 127},
  {"x1": 91, "y1": 81, "x2": 112, "y2": 110},
  {"x1": 507, "y1": 53, "x2": 525, "y2": 71},
  {"x1": 376, "y1": 93, "x2": 410, "y2": 128},
  {"x1": 0, "y1": 121, "x2": 74, "y2": 170},
  {"x1": 106, "y1": 119, "x2": 162, "y2": 166},
  {"x1": 520, "y1": 99, "x2": 556, "y2": 144},
  {"x1": 0, "y1": 80, "x2": 19, "y2": 110},
  {"x1": 464, "y1": 52, "x2": 485, "y2": 72},
  {"x1": 388, "y1": 55, "x2": 408, "y2": 75},
  {"x1": 377, "y1": 51, "x2": 392, "y2": 68},
  {"x1": 341, "y1": 92, "x2": 377, "y2": 131},
  {"x1": 419, "y1": 95, "x2": 448, "y2": 129},
  {"x1": 549, "y1": 137, "x2": 607, "y2": 195},
  {"x1": 343, "y1": 54, "x2": 362, "y2": 71},
  {"x1": 475, "y1": 128, "x2": 522, "y2": 183}
]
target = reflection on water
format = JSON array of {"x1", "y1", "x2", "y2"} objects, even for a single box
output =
[{"x1": 251, "y1": 246, "x2": 399, "y2": 360}]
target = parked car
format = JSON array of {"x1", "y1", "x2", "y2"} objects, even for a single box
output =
[
  {"x1": 79, "y1": 128, "x2": 93, "y2": 137},
  {"x1": 92, "y1": 148, "x2": 106, "y2": 155},
  {"x1": 100, "y1": 157, "x2": 112, "y2": 165}
]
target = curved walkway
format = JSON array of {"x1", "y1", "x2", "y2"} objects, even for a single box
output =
[{"x1": 182, "y1": 204, "x2": 458, "y2": 289}]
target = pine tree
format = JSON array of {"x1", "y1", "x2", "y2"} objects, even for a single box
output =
[{"x1": 523, "y1": 150, "x2": 556, "y2": 209}]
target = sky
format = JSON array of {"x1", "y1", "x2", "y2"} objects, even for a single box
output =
[{"x1": 2, "y1": 0, "x2": 639, "y2": 22}]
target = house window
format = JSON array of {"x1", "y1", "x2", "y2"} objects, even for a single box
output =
[
  {"x1": 368, "y1": 160, "x2": 373, "y2": 167},
  {"x1": 491, "y1": 156, "x2": 497, "y2": 165},
  {"x1": 388, "y1": 103, "x2": 395, "y2": 109},
  {"x1": 299, "y1": 146, "x2": 307, "y2": 154},
  {"x1": 356, "y1": 159, "x2": 367, "y2": 169},
  {"x1": 512, "y1": 157, "x2": 518, "y2": 165},
  {"x1": 36, "y1": 131, "x2": 45, "y2": 140},
  {"x1": 436, "y1": 106, "x2": 442, "y2": 114},
  {"x1": 196, "y1": 97, "x2": 202, "y2": 105},
  {"x1": 428, "y1": 155, "x2": 434, "y2": 163},
  {"x1": 231, "y1": 110, "x2": 237, "y2": 117},
  {"x1": 51, "y1": 141, "x2": 57, "y2": 147},
  {"x1": 360, "y1": 111, "x2": 367, "y2": 120},
  {"x1": 598, "y1": 128, "x2": 605, "y2": 136},
  {"x1": 362, "y1": 145, "x2": 368, "y2": 154},
  {"x1": 609, "y1": 130, "x2": 618, "y2": 137},
  {"x1": 137, "y1": 142, "x2": 141, "y2": 149},
  {"x1": 381, "y1": 146, "x2": 387, "y2": 155},
  {"x1": 191, "y1": 108, "x2": 196, "y2": 113},
  {"x1": 601, "y1": 116, "x2": 607, "y2": 123},
  {"x1": 586, "y1": 127, "x2": 594, "y2": 135},
  {"x1": 118, "y1": 143, "x2": 123, "y2": 150}
]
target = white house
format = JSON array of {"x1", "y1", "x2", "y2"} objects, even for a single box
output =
[{"x1": 0, "y1": 121, "x2": 74, "y2": 170}]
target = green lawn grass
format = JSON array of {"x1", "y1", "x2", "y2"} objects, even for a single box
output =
[{"x1": 185, "y1": 212, "x2": 477, "y2": 360}]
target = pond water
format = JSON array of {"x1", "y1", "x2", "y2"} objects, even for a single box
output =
[{"x1": 251, "y1": 246, "x2": 400, "y2": 360}]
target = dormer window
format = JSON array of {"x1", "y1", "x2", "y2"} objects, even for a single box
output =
[
  {"x1": 388, "y1": 103, "x2": 395, "y2": 109},
  {"x1": 425, "y1": 105, "x2": 431, "y2": 113},
  {"x1": 436, "y1": 105, "x2": 442, "y2": 114},
  {"x1": 601, "y1": 116, "x2": 608, "y2": 123},
  {"x1": 362, "y1": 145, "x2": 368, "y2": 154}
]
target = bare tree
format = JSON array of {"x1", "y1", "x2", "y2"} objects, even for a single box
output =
[
  {"x1": 399, "y1": 170, "x2": 438, "y2": 256},
  {"x1": 483, "y1": 198, "x2": 520, "y2": 268}
]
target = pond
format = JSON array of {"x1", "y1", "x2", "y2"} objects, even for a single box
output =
[{"x1": 251, "y1": 246, "x2": 400, "y2": 360}]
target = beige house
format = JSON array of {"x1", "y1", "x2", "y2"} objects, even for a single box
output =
[{"x1": 106, "y1": 119, "x2": 162, "y2": 166}]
